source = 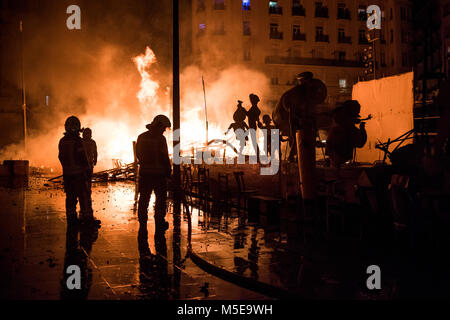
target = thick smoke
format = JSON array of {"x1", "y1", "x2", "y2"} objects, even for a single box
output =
[{"x1": 0, "y1": 1, "x2": 271, "y2": 173}]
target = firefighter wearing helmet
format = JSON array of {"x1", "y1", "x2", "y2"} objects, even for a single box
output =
[
  {"x1": 136, "y1": 114, "x2": 172, "y2": 233},
  {"x1": 58, "y1": 116, "x2": 101, "y2": 227}
]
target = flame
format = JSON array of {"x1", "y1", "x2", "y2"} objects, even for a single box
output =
[
  {"x1": 88, "y1": 45, "x2": 247, "y2": 167},
  {"x1": 132, "y1": 46, "x2": 231, "y2": 158}
]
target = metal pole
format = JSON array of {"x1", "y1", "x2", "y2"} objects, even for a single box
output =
[
  {"x1": 173, "y1": 0, "x2": 181, "y2": 188},
  {"x1": 373, "y1": 37, "x2": 376, "y2": 80},
  {"x1": 202, "y1": 75, "x2": 208, "y2": 145},
  {"x1": 20, "y1": 20, "x2": 27, "y2": 151}
]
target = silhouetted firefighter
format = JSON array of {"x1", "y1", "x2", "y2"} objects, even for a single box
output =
[
  {"x1": 136, "y1": 114, "x2": 172, "y2": 233},
  {"x1": 82, "y1": 128, "x2": 97, "y2": 194},
  {"x1": 226, "y1": 100, "x2": 249, "y2": 153},
  {"x1": 272, "y1": 72, "x2": 327, "y2": 162},
  {"x1": 325, "y1": 100, "x2": 368, "y2": 167},
  {"x1": 58, "y1": 116, "x2": 101, "y2": 227},
  {"x1": 247, "y1": 93, "x2": 262, "y2": 157}
]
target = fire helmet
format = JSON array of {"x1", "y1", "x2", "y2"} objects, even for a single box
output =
[
  {"x1": 64, "y1": 116, "x2": 81, "y2": 133},
  {"x1": 149, "y1": 114, "x2": 171, "y2": 129},
  {"x1": 83, "y1": 127, "x2": 92, "y2": 137}
]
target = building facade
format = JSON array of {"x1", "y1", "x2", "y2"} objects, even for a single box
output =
[{"x1": 189, "y1": 0, "x2": 414, "y2": 107}]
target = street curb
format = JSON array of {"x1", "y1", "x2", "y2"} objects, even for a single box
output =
[{"x1": 188, "y1": 248, "x2": 303, "y2": 300}]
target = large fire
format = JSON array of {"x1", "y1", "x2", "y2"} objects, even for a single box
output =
[{"x1": 130, "y1": 46, "x2": 229, "y2": 160}]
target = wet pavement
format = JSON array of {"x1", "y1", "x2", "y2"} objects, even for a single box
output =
[
  {"x1": 2, "y1": 176, "x2": 450, "y2": 300},
  {"x1": 0, "y1": 177, "x2": 269, "y2": 300}
]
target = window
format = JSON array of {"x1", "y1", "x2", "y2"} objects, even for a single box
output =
[
  {"x1": 197, "y1": 0, "x2": 205, "y2": 12},
  {"x1": 269, "y1": 1, "x2": 282, "y2": 14},
  {"x1": 337, "y1": 3, "x2": 350, "y2": 19},
  {"x1": 243, "y1": 21, "x2": 251, "y2": 35},
  {"x1": 316, "y1": 26, "x2": 323, "y2": 36},
  {"x1": 338, "y1": 51, "x2": 346, "y2": 61},
  {"x1": 339, "y1": 79, "x2": 347, "y2": 88},
  {"x1": 293, "y1": 24, "x2": 305, "y2": 40},
  {"x1": 270, "y1": 23, "x2": 283, "y2": 39},
  {"x1": 358, "y1": 5, "x2": 366, "y2": 21},
  {"x1": 359, "y1": 29, "x2": 368, "y2": 44},
  {"x1": 390, "y1": 8, "x2": 393, "y2": 20},
  {"x1": 315, "y1": 2, "x2": 328, "y2": 18},
  {"x1": 338, "y1": 28, "x2": 345, "y2": 39},
  {"x1": 198, "y1": 23, "x2": 206, "y2": 35},
  {"x1": 400, "y1": 7, "x2": 409, "y2": 21},
  {"x1": 242, "y1": 0, "x2": 250, "y2": 10},
  {"x1": 390, "y1": 29, "x2": 394, "y2": 43},
  {"x1": 214, "y1": 0, "x2": 225, "y2": 10},
  {"x1": 292, "y1": 0, "x2": 305, "y2": 16}
]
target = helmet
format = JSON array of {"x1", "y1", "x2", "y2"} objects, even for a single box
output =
[
  {"x1": 64, "y1": 116, "x2": 81, "y2": 133},
  {"x1": 249, "y1": 93, "x2": 260, "y2": 105},
  {"x1": 150, "y1": 114, "x2": 171, "y2": 129},
  {"x1": 262, "y1": 114, "x2": 271, "y2": 123},
  {"x1": 83, "y1": 127, "x2": 92, "y2": 138}
]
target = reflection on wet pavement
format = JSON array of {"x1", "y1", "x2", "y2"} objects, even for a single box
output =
[
  {"x1": 2, "y1": 177, "x2": 449, "y2": 299},
  {"x1": 0, "y1": 177, "x2": 268, "y2": 300}
]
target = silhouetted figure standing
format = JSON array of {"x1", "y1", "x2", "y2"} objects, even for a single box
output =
[
  {"x1": 247, "y1": 94, "x2": 262, "y2": 157},
  {"x1": 259, "y1": 114, "x2": 276, "y2": 157},
  {"x1": 136, "y1": 114, "x2": 172, "y2": 232},
  {"x1": 226, "y1": 104, "x2": 249, "y2": 154},
  {"x1": 58, "y1": 116, "x2": 101, "y2": 227},
  {"x1": 326, "y1": 100, "x2": 367, "y2": 167},
  {"x1": 82, "y1": 128, "x2": 97, "y2": 194}
]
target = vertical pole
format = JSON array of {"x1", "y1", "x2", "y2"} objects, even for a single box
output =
[
  {"x1": 202, "y1": 76, "x2": 208, "y2": 146},
  {"x1": 173, "y1": 0, "x2": 181, "y2": 193},
  {"x1": 132, "y1": 141, "x2": 139, "y2": 203},
  {"x1": 373, "y1": 38, "x2": 376, "y2": 80},
  {"x1": 20, "y1": 20, "x2": 27, "y2": 152}
]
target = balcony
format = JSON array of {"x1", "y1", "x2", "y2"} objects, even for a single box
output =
[
  {"x1": 293, "y1": 33, "x2": 306, "y2": 41},
  {"x1": 315, "y1": 6, "x2": 328, "y2": 18},
  {"x1": 269, "y1": 6, "x2": 283, "y2": 15},
  {"x1": 315, "y1": 34, "x2": 329, "y2": 42},
  {"x1": 338, "y1": 35, "x2": 352, "y2": 44},
  {"x1": 358, "y1": 11, "x2": 367, "y2": 21},
  {"x1": 292, "y1": 5, "x2": 306, "y2": 16},
  {"x1": 337, "y1": 8, "x2": 351, "y2": 20},
  {"x1": 265, "y1": 55, "x2": 363, "y2": 68},
  {"x1": 270, "y1": 31, "x2": 283, "y2": 40}
]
